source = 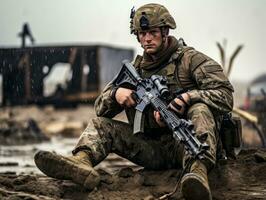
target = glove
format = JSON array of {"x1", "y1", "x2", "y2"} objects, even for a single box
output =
[{"x1": 168, "y1": 93, "x2": 190, "y2": 116}]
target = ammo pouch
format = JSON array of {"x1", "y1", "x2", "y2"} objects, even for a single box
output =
[{"x1": 220, "y1": 113, "x2": 242, "y2": 158}]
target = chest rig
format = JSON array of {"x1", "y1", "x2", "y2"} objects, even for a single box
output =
[
  {"x1": 129, "y1": 39, "x2": 195, "y2": 129},
  {"x1": 134, "y1": 44, "x2": 194, "y2": 100}
]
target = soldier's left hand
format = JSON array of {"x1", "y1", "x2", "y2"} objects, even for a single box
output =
[
  {"x1": 154, "y1": 111, "x2": 166, "y2": 127},
  {"x1": 168, "y1": 93, "x2": 190, "y2": 116}
]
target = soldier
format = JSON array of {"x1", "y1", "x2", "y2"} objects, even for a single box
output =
[{"x1": 35, "y1": 3, "x2": 234, "y2": 200}]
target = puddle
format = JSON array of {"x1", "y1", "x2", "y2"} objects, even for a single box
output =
[
  {"x1": 0, "y1": 136, "x2": 139, "y2": 175},
  {"x1": 0, "y1": 137, "x2": 77, "y2": 174}
]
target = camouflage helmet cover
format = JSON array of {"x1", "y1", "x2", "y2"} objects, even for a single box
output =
[{"x1": 130, "y1": 3, "x2": 176, "y2": 34}]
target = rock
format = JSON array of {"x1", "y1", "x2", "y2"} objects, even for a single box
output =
[
  {"x1": 0, "y1": 118, "x2": 49, "y2": 145},
  {"x1": 98, "y1": 169, "x2": 113, "y2": 184},
  {"x1": 254, "y1": 151, "x2": 266, "y2": 162},
  {"x1": 117, "y1": 167, "x2": 134, "y2": 178}
]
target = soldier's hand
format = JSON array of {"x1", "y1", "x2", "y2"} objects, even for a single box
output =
[
  {"x1": 115, "y1": 88, "x2": 136, "y2": 107},
  {"x1": 168, "y1": 93, "x2": 190, "y2": 116},
  {"x1": 154, "y1": 111, "x2": 166, "y2": 127}
]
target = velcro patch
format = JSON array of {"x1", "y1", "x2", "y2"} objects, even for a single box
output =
[
  {"x1": 203, "y1": 65, "x2": 223, "y2": 73},
  {"x1": 190, "y1": 53, "x2": 208, "y2": 72}
]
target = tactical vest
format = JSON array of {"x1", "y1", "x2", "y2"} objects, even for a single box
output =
[
  {"x1": 131, "y1": 45, "x2": 241, "y2": 158},
  {"x1": 127, "y1": 45, "x2": 196, "y2": 130},
  {"x1": 133, "y1": 45, "x2": 196, "y2": 99}
]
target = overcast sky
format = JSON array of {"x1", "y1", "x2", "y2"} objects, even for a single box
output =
[{"x1": 0, "y1": 0, "x2": 265, "y2": 82}]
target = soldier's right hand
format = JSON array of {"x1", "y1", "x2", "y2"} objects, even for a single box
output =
[{"x1": 115, "y1": 88, "x2": 136, "y2": 107}]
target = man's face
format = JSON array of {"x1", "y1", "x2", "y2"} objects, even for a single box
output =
[{"x1": 138, "y1": 28, "x2": 163, "y2": 54}]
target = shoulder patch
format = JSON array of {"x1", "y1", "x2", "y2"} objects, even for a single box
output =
[
  {"x1": 203, "y1": 60, "x2": 223, "y2": 73},
  {"x1": 190, "y1": 53, "x2": 208, "y2": 72}
]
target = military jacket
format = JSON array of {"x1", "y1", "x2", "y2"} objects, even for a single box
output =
[{"x1": 94, "y1": 43, "x2": 234, "y2": 129}]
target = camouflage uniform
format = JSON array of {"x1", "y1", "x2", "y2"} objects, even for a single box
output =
[
  {"x1": 72, "y1": 37, "x2": 234, "y2": 171},
  {"x1": 34, "y1": 4, "x2": 234, "y2": 199}
]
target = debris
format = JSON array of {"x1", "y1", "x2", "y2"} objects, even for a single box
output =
[
  {"x1": 0, "y1": 162, "x2": 18, "y2": 167},
  {"x1": 254, "y1": 151, "x2": 266, "y2": 163},
  {"x1": 0, "y1": 118, "x2": 49, "y2": 145}
]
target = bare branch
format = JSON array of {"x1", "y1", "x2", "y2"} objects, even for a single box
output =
[
  {"x1": 216, "y1": 42, "x2": 226, "y2": 70},
  {"x1": 227, "y1": 45, "x2": 244, "y2": 77}
]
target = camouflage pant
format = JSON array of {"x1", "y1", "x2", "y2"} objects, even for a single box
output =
[{"x1": 73, "y1": 103, "x2": 217, "y2": 170}]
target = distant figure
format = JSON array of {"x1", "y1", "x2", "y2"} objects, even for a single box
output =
[{"x1": 18, "y1": 23, "x2": 35, "y2": 48}]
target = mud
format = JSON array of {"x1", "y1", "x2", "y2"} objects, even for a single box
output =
[
  {"x1": 0, "y1": 149, "x2": 266, "y2": 200},
  {"x1": 1, "y1": 105, "x2": 266, "y2": 199}
]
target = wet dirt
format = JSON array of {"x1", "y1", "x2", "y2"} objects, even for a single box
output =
[
  {"x1": 1, "y1": 149, "x2": 266, "y2": 200},
  {"x1": 0, "y1": 105, "x2": 266, "y2": 200}
]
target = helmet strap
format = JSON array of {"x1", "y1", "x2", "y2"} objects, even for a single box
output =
[
  {"x1": 136, "y1": 33, "x2": 140, "y2": 42},
  {"x1": 160, "y1": 27, "x2": 169, "y2": 49},
  {"x1": 160, "y1": 27, "x2": 169, "y2": 41}
]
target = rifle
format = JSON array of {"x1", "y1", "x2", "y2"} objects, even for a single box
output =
[{"x1": 112, "y1": 60, "x2": 209, "y2": 159}]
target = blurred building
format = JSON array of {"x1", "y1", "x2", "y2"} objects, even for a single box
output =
[
  {"x1": 244, "y1": 74, "x2": 266, "y2": 111},
  {"x1": 0, "y1": 45, "x2": 134, "y2": 106}
]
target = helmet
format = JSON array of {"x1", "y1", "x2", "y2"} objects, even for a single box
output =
[{"x1": 130, "y1": 3, "x2": 176, "y2": 34}]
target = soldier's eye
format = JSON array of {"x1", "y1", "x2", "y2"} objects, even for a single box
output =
[
  {"x1": 139, "y1": 32, "x2": 146, "y2": 37},
  {"x1": 150, "y1": 31, "x2": 159, "y2": 36}
]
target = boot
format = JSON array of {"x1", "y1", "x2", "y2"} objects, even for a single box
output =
[
  {"x1": 34, "y1": 150, "x2": 100, "y2": 190},
  {"x1": 181, "y1": 160, "x2": 212, "y2": 200}
]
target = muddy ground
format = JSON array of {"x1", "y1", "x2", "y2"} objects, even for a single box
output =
[
  {"x1": 1, "y1": 149, "x2": 266, "y2": 200},
  {"x1": 0, "y1": 105, "x2": 266, "y2": 200}
]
